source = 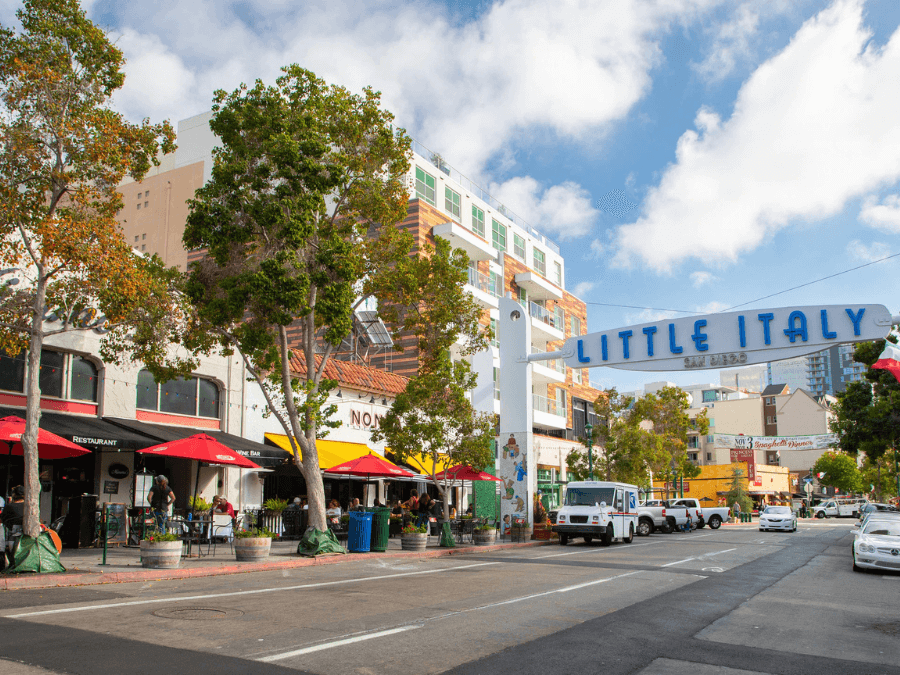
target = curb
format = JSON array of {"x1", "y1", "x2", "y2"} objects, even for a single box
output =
[{"x1": 0, "y1": 540, "x2": 551, "y2": 591}]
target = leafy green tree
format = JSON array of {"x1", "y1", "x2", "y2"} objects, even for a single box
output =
[
  {"x1": 636, "y1": 386, "x2": 709, "y2": 497},
  {"x1": 371, "y1": 351, "x2": 494, "y2": 523},
  {"x1": 860, "y1": 449, "x2": 899, "y2": 500},
  {"x1": 0, "y1": 0, "x2": 182, "y2": 538},
  {"x1": 724, "y1": 466, "x2": 753, "y2": 514},
  {"x1": 184, "y1": 66, "x2": 487, "y2": 533},
  {"x1": 566, "y1": 389, "x2": 651, "y2": 486},
  {"x1": 812, "y1": 451, "x2": 863, "y2": 494}
]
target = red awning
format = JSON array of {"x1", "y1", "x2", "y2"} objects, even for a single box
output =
[
  {"x1": 134, "y1": 433, "x2": 261, "y2": 468},
  {"x1": 324, "y1": 453, "x2": 416, "y2": 478},
  {"x1": 433, "y1": 465, "x2": 503, "y2": 482}
]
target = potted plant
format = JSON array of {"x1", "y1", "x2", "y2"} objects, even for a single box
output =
[
  {"x1": 140, "y1": 530, "x2": 182, "y2": 569},
  {"x1": 188, "y1": 496, "x2": 212, "y2": 518},
  {"x1": 473, "y1": 522, "x2": 497, "y2": 546},
  {"x1": 234, "y1": 527, "x2": 277, "y2": 562},
  {"x1": 400, "y1": 522, "x2": 428, "y2": 551},
  {"x1": 263, "y1": 498, "x2": 288, "y2": 514}
]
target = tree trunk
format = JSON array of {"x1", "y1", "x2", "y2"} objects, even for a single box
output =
[
  {"x1": 303, "y1": 451, "x2": 327, "y2": 531},
  {"x1": 876, "y1": 463, "x2": 882, "y2": 502},
  {"x1": 23, "y1": 276, "x2": 47, "y2": 538}
]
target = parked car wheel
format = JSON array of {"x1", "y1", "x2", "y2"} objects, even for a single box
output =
[
  {"x1": 584, "y1": 535, "x2": 593, "y2": 544},
  {"x1": 661, "y1": 519, "x2": 674, "y2": 534},
  {"x1": 559, "y1": 534, "x2": 568, "y2": 546},
  {"x1": 637, "y1": 518, "x2": 653, "y2": 537},
  {"x1": 696, "y1": 519, "x2": 706, "y2": 529},
  {"x1": 708, "y1": 515, "x2": 722, "y2": 529},
  {"x1": 623, "y1": 524, "x2": 634, "y2": 543},
  {"x1": 600, "y1": 527, "x2": 613, "y2": 546}
]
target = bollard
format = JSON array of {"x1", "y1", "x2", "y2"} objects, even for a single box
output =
[{"x1": 100, "y1": 503, "x2": 109, "y2": 566}]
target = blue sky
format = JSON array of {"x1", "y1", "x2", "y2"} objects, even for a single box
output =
[{"x1": 4, "y1": 0, "x2": 898, "y2": 394}]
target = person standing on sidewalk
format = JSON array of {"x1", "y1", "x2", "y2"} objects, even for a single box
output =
[
  {"x1": 147, "y1": 475, "x2": 175, "y2": 531},
  {"x1": 732, "y1": 501, "x2": 742, "y2": 522},
  {"x1": 2, "y1": 486, "x2": 25, "y2": 569}
]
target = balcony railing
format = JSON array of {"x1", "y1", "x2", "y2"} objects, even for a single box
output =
[
  {"x1": 533, "y1": 394, "x2": 566, "y2": 417},
  {"x1": 528, "y1": 301, "x2": 561, "y2": 329},
  {"x1": 546, "y1": 358, "x2": 566, "y2": 375},
  {"x1": 411, "y1": 137, "x2": 560, "y2": 255},
  {"x1": 467, "y1": 266, "x2": 500, "y2": 298}
]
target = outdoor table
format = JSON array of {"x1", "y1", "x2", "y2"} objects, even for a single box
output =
[{"x1": 169, "y1": 518, "x2": 212, "y2": 558}]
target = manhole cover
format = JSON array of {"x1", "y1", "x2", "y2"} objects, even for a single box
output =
[
  {"x1": 871, "y1": 622, "x2": 900, "y2": 636},
  {"x1": 151, "y1": 607, "x2": 243, "y2": 620}
]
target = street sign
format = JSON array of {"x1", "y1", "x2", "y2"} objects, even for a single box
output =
[
  {"x1": 803, "y1": 477, "x2": 813, "y2": 485},
  {"x1": 559, "y1": 304, "x2": 891, "y2": 371},
  {"x1": 804, "y1": 483, "x2": 813, "y2": 495}
]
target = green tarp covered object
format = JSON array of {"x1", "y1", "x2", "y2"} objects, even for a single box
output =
[
  {"x1": 439, "y1": 522, "x2": 456, "y2": 548},
  {"x1": 5, "y1": 533, "x2": 66, "y2": 574},
  {"x1": 297, "y1": 528, "x2": 347, "y2": 557}
]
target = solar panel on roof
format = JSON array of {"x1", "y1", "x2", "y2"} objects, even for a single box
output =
[{"x1": 356, "y1": 311, "x2": 393, "y2": 346}]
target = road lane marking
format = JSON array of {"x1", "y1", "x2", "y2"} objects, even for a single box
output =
[
  {"x1": 255, "y1": 571, "x2": 644, "y2": 662},
  {"x1": 662, "y1": 557, "x2": 695, "y2": 567},
  {"x1": 258, "y1": 626, "x2": 420, "y2": 662},
  {"x1": 534, "y1": 541, "x2": 660, "y2": 559},
  {"x1": 5, "y1": 561, "x2": 500, "y2": 619},
  {"x1": 703, "y1": 548, "x2": 737, "y2": 557}
]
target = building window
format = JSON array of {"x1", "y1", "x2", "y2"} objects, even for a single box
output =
[
  {"x1": 766, "y1": 416, "x2": 776, "y2": 425},
  {"x1": 533, "y1": 248, "x2": 546, "y2": 276},
  {"x1": 554, "y1": 305, "x2": 565, "y2": 331},
  {"x1": 0, "y1": 349, "x2": 98, "y2": 402},
  {"x1": 491, "y1": 219, "x2": 506, "y2": 252},
  {"x1": 688, "y1": 452, "x2": 698, "y2": 462},
  {"x1": 415, "y1": 167, "x2": 436, "y2": 205},
  {"x1": 137, "y1": 370, "x2": 221, "y2": 419},
  {"x1": 144, "y1": 201, "x2": 148, "y2": 208},
  {"x1": 489, "y1": 270, "x2": 500, "y2": 297},
  {"x1": 555, "y1": 388, "x2": 567, "y2": 416},
  {"x1": 687, "y1": 436, "x2": 699, "y2": 449},
  {"x1": 490, "y1": 318, "x2": 499, "y2": 347},
  {"x1": 765, "y1": 396, "x2": 775, "y2": 405},
  {"x1": 570, "y1": 315, "x2": 582, "y2": 337},
  {"x1": 134, "y1": 235, "x2": 139, "y2": 242},
  {"x1": 445, "y1": 187, "x2": 460, "y2": 219},
  {"x1": 136, "y1": 203, "x2": 141, "y2": 210},
  {"x1": 516, "y1": 286, "x2": 527, "y2": 307},
  {"x1": 142, "y1": 233, "x2": 146, "y2": 240},
  {"x1": 513, "y1": 234, "x2": 525, "y2": 260},
  {"x1": 553, "y1": 261, "x2": 562, "y2": 286},
  {"x1": 472, "y1": 205, "x2": 485, "y2": 237},
  {"x1": 706, "y1": 452, "x2": 712, "y2": 461},
  {"x1": 572, "y1": 367, "x2": 582, "y2": 385},
  {"x1": 141, "y1": 245, "x2": 146, "y2": 251},
  {"x1": 137, "y1": 192, "x2": 142, "y2": 199}
]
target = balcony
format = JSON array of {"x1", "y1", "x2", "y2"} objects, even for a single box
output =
[
  {"x1": 528, "y1": 301, "x2": 564, "y2": 344},
  {"x1": 515, "y1": 271, "x2": 562, "y2": 301},
  {"x1": 433, "y1": 221, "x2": 497, "y2": 262},
  {"x1": 533, "y1": 357, "x2": 566, "y2": 385},
  {"x1": 533, "y1": 393, "x2": 567, "y2": 430},
  {"x1": 465, "y1": 267, "x2": 500, "y2": 309}
]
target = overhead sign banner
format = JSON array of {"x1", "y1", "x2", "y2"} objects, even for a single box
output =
[
  {"x1": 715, "y1": 434, "x2": 838, "y2": 451},
  {"x1": 561, "y1": 305, "x2": 891, "y2": 371}
]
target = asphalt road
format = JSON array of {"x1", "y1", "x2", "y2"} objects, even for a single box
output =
[{"x1": 1, "y1": 521, "x2": 898, "y2": 675}]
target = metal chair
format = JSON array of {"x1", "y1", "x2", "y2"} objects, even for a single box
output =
[{"x1": 207, "y1": 513, "x2": 235, "y2": 556}]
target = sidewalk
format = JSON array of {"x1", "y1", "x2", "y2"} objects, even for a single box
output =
[{"x1": 1, "y1": 535, "x2": 551, "y2": 591}]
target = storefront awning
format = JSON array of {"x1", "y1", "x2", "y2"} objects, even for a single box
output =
[
  {"x1": 0, "y1": 407, "x2": 152, "y2": 451},
  {"x1": 392, "y1": 451, "x2": 455, "y2": 479},
  {"x1": 107, "y1": 418, "x2": 287, "y2": 468},
  {"x1": 264, "y1": 433, "x2": 389, "y2": 470}
]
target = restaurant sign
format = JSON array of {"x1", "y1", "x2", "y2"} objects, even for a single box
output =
[
  {"x1": 715, "y1": 434, "x2": 838, "y2": 451},
  {"x1": 561, "y1": 305, "x2": 891, "y2": 371}
]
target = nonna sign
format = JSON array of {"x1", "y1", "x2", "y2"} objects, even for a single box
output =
[{"x1": 562, "y1": 305, "x2": 892, "y2": 372}]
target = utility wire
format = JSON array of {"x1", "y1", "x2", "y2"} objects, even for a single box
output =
[{"x1": 583, "y1": 251, "x2": 900, "y2": 317}]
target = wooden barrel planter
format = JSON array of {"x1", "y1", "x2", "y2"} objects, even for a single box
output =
[
  {"x1": 473, "y1": 529, "x2": 496, "y2": 546},
  {"x1": 140, "y1": 540, "x2": 182, "y2": 569},
  {"x1": 532, "y1": 523, "x2": 552, "y2": 540},
  {"x1": 400, "y1": 532, "x2": 428, "y2": 551},
  {"x1": 234, "y1": 537, "x2": 272, "y2": 562}
]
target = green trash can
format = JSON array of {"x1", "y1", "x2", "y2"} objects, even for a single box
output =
[{"x1": 370, "y1": 507, "x2": 391, "y2": 552}]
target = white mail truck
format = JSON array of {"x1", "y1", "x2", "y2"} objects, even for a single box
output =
[{"x1": 552, "y1": 481, "x2": 639, "y2": 546}]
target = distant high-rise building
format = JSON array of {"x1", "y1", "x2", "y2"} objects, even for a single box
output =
[
  {"x1": 767, "y1": 357, "x2": 809, "y2": 395},
  {"x1": 719, "y1": 364, "x2": 767, "y2": 392}
]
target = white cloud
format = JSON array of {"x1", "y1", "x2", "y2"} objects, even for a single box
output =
[
  {"x1": 89, "y1": 0, "x2": 727, "y2": 181},
  {"x1": 488, "y1": 176, "x2": 599, "y2": 240},
  {"x1": 690, "y1": 271, "x2": 715, "y2": 287},
  {"x1": 859, "y1": 194, "x2": 900, "y2": 233},
  {"x1": 587, "y1": 240, "x2": 606, "y2": 259},
  {"x1": 614, "y1": 0, "x2": 900, "y2": 273},
  {"x1": 847, "y1": 239, "x2": 892, "y2": 262},
  {"x1": 571, "y1": 281, "x2": 595, "y2": 298},
  {"x1": 693, "y1": 2, "x2": 760, "y2": 81}
]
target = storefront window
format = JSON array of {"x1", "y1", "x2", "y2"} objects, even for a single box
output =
[
  {"x1": 137, "y1": 369, "x2": 220, "y2": 419},
  {"x1": 39, "y1": 350, "x2": 65, "y2": 397},
  {"x1": 70, "y1": 356, "x2": 98, "y2": 402},
  {"x1": 0, "y1": 350, "x2": 25, "y2": 392}
]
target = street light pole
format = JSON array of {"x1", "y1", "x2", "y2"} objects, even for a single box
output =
[{"x1": 584, "y1": 423, "x2": 594, "y2": 481}]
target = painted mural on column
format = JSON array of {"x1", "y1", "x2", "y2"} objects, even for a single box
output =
[{"x1": 498, "y1": 432, "x2": 528, "y2": 536}]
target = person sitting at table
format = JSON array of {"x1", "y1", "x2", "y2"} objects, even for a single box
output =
[
  {"x1": 350, "y1": 498, "x2": 365, "y2": 512},
  {"x1": 465, "y1": 503, "x2": 473, "y2": 516},
  {"x1": 449, "y1": 505, "x2": 457, "y2": 519},
  {"x1": 212, "y1": 495, "x2": 236, "y2": 519},
  {"x1": 285, "y1": 497, "x2": 301, "y2": 510},
  {"x1": 391, "y1": 500, "x2": 404, "y2": 515},
  {"x1": 326, "y1": 499, "x2": 342, "y2": 525}
]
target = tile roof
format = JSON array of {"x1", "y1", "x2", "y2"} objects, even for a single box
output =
[
  {"x1": 762, "y1": 384, "x2": 790, "y2": 396},
  {"x1": 289, "y1": 350, "x2": 409, "y2": 396}
]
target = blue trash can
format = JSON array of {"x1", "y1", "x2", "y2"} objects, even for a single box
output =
[{"x1": 348, "y1": 511, "x2": 373, "y2": 553}]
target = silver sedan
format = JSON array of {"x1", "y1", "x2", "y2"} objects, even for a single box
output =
[
  {"x1": 853, "y1": 519, "x2": 900, "y2": 572},
  {"x1": 758, "y1": 506, "x2": 797, "y2": 532}
]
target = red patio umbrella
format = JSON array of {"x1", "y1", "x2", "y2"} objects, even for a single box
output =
[
  {"x1": 134, "y1": 433, "x2": 261, "y2": 510},
  {"x1": 433, "y1": 465, "x2": 502, "y2": 518},
  {"x1": 324, "y1": 453, "x2": 416, "y2": 506},
  {"x1": 0, "y1": 416, "x2": 91, "y2": 495}
]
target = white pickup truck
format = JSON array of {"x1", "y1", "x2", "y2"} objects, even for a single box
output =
[
  {"x1": 811, "y1": 498, "x2": 864, "y2": 519},
  {"x1": 637, "y1": 500, "x2": 690, "y2": 536},
  {"x1": 668, "y1": 498, "x2": 730, "y2": 529},
  {"x1": 553, "y1": 480, "x2": 639, "y2": 546}
]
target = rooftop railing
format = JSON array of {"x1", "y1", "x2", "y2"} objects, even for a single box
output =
[{"x1": 410, "y1": 138, "x2": 560, "y2": 255}]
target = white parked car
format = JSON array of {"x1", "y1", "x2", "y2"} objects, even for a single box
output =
[
  {"x1": 852, "y1": 518, "x2": 900, "y2": 572},
  {"x1": 758, "y1": 506, "x2": 797, "y2": 532}
]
